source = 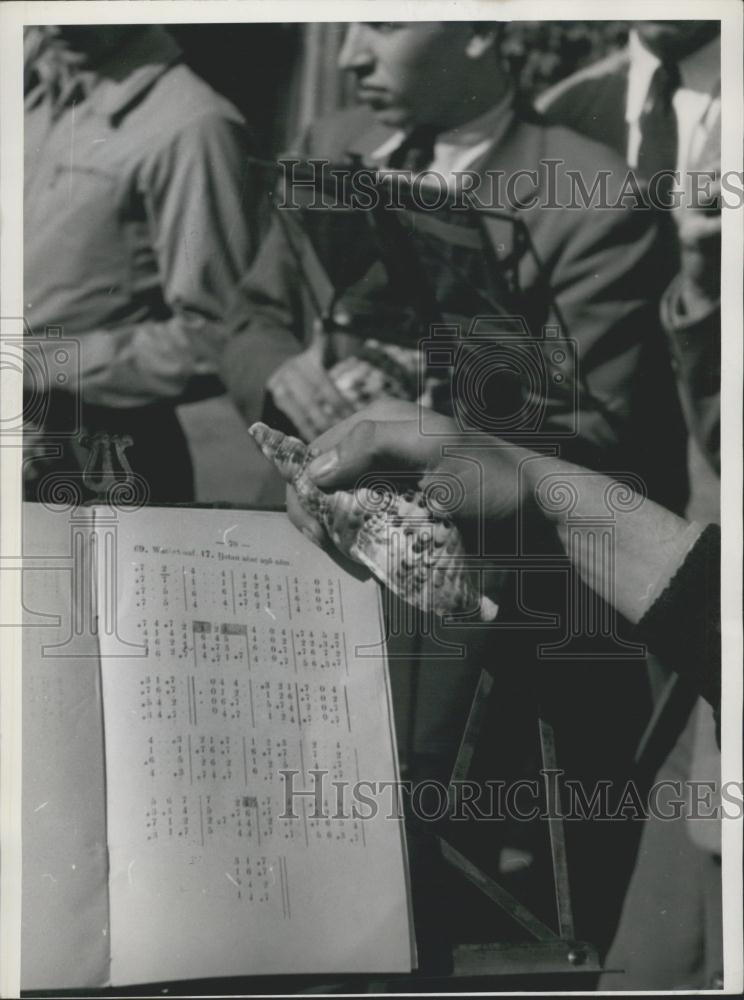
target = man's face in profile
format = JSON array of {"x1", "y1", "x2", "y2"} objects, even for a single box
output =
[
  {"x1": 634, "y1": 20, "x2": 720, "y2": 60},
  {"x1": 337, "y1": 22, "x2": 484, "y2": 129}
]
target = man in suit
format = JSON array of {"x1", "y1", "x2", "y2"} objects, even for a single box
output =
[
  {"x1": 538, "y1": 21, "x2": 723, "y2": 990},
  {"x1": 535, "y1": 21, "x2": 720, "y2": 187},
  {"x1": 223, "y1": 21, "x2": 689, "y2": 960},
  {"x1": 537, "y1": 20, "x2": 720, "y2": 512}
]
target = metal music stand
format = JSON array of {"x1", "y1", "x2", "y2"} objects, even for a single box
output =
[{"x1": 435, "y1": 669, "x2": 601, "y2": 980}]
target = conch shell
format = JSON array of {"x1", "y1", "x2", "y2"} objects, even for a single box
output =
[{"x1": 249, "y1": 422, "x2": 498, "y2": 622}]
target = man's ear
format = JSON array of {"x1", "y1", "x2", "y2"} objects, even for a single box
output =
[{"x1": 465, "y1": 24, "x2": 499, "y2": 60}]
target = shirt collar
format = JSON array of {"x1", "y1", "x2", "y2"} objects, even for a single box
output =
[
  {"x1": 626, "y1": 28, "x2": 720, "y2": 125},
  {"x1": 88, "y1": 27, "x2": 182, "y2": 123},
  {"x1": 436, "y1": 89, "x2": 514, "y2": 149},
  {"x1": 371, "y1": 89, "x2": 514, "y2": 166},
  {"x1": 26, "y1": 27, "x2": 182, "y2": 123}
]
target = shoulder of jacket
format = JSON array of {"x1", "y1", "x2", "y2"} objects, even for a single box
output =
[
  {"x1": 144, "y1": 61, "x2": 246, "y2": 128},
  {"x1": 535, "y1": 48, "x2": 629, "y2": 113}
]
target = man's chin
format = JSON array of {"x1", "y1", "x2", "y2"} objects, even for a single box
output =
[
  {"x1": 635, "y1": 21, "x2": 719, "y2": 59},
  {"x1": 356, "y1": 95, "x2": 410, "y2": 129},
  {"x1": 369, "y1": 107, "x2": 414, "y2": 130},
  {"x1": 375, "y1": 113, "x2": 411, "y2": 129}
]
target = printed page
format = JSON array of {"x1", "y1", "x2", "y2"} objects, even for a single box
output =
[
  {"x1": 96, "y1": 506, "x2": 413, "y2": 985},
  {"x1": 21, "y1": 504, "x2": 110, "y2": 990}
]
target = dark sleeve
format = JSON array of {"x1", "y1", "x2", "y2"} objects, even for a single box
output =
[
  {"x1": 535, "y1": 191, "x2": 681, "y2": 475},
  {"x1": 635, "y1": 523, "x2": 721, "y2": 737}
]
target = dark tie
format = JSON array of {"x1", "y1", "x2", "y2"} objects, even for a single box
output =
[
  {"x1": 387, "y1": 125, "x2": 438, "y2": 173},
  {"x1": 636, "y1": 60, "x2": 680, "y2": 202}
]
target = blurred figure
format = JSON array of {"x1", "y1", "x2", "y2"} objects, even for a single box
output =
[
  {"x1": 24, "y1": 26, "x2": 257, "y2": 502},
  {"x1": 537, "y1": 21, "x2": 720, "y2": 516},
  {"x1": 537, "y1": 21, "x2": 720, "y2": 202},
  {"x1": 539, "y1": 21, "x2": 722, "y2": 990}
]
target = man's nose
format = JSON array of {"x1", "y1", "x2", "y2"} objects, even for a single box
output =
[{"x1": 337, "y1": 24, "x2": 374, "y2": 74}]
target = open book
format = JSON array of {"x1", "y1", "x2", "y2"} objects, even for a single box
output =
[{"x1": 22, "y1": 503, "x2": 415, "y2": 990}]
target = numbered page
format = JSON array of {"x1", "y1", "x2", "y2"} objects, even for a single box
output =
[{"x1": 95, "y1": 506, "x2": 413, "y2": 985}]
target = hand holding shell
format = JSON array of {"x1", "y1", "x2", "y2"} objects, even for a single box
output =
[{"x1": 249, "y1": 422, "x2": 498, "y2": 622}]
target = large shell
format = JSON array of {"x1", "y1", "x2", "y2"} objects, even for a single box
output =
[{"x1": 249, "y1": 422, "x2": 498, "y2": 622}]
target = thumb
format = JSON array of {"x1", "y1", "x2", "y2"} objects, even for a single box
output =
[{"x1": 306, "y1": 419, "x2": 432, "y2": 490}]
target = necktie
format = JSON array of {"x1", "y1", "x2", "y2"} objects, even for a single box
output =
[
  {"x1": 636, "y1": 60, "x2": 680, "y2": 202},
  {"x1": 387, "y1": 125, "x2": 439, "y2": 173}
]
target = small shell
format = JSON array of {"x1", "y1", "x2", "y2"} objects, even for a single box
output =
[
  {"x1": 329, "y1": 341, "x2": 420, "y2": 410},
  {"x1": 249, "y1": 422, "x2": 498, "y2": 622}
]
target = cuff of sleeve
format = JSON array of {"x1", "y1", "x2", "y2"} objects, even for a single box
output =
[
  {"x1": 636, "y1": 522, "x2": 721, "y2": 714},
  {"x1": 638, "y1": 520, "x2": 707, "y2": 618}
]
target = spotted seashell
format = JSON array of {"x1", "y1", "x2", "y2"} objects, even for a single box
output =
[
  {"x1": 249, "y1": 422, "x2": 498, "y2": 622},
  {"x1": 329, "y1": 357, "x2": 394, "y2": 409},
  {"x1": 329, "y1": 340, "x2": 420, "y2": 410}
]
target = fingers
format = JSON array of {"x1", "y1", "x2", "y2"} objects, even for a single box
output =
[
  {"x1": 306, "y1": 363, "x2": 356, "y2": 423},
  {"x1": 305, "y1": 404, "x2": 459, "y2": 475},
  {"x1": 268, "y1": 356, "x2": 355, "y2": 439},
  {"x1": 354, "y1": 399, "x2": 421, "y2": 423},
  {"x1": 269, "y1": 378, "x2": 334, "y2": 440},
  {"x1": 306, "y1": 418, "x2": 442, "y2": 490},
  {"x1": 303, "y1": 406, "x2": 415, "y2": 455}
]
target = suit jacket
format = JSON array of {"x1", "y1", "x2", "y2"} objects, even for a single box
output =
[
  {"x1": 535, "y1": 48, "x2": 632, "y2": 159},
  {"x1": 223, "y1": 104, "x2": 688, "y2": 511},
  {"x1": 537, "y1": 51, "x2": 721, "y2": 497}
]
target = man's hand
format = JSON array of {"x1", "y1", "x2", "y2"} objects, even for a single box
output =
[
  {"x1": 266, "y1": 331, "x2": 356, "y2": 441},
  {"x1": 286, "y1": 402, "x2": 527, "y2": 549}
]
